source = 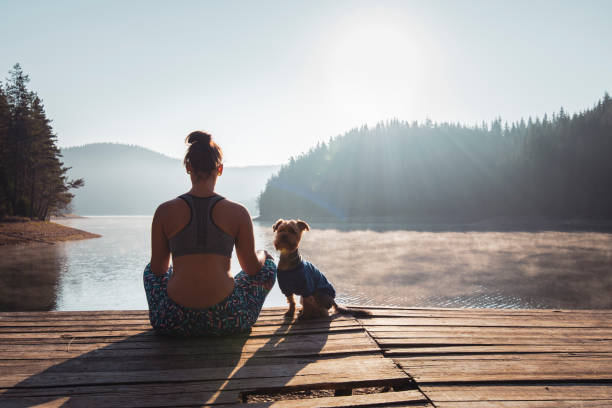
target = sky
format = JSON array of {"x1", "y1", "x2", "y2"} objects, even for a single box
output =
[{"x1": 1, "y1": 0, "x2": 611, "y2": 166}]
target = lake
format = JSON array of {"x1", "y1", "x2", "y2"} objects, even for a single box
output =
[{"x1": 1, "y1": 216, "x2": 611, "y2": 311}]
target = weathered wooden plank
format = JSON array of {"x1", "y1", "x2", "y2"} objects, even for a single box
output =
[
  {"x1": 357, "y1": 307, "x2": 612, "y2": 317},
  {"x1": 1, "y1": 307, "x2": 608, "y2": 319},
  {"x1": 390, "y1": 352, "x2": 612, "y2": 361},
  {"x1": 385, "y1": 345, "x2": 612, "y2": 355},
  {"x1": 363, "y1": 317, "x2": 612, "y2": 328},
  {"x1": 0, "y1": 330, "x2": 369, "y2": 351},
  {"x1": 0, "y1": 307, "x2": 282, "y2": 316},
  {"x1": 0, "y1": 369, "x2": 411, "y2": 406},
  {"x1": 362, "y1": 312, "x2": 612, "y2": 320},
  {"x1": 0, "y1": 310, "x2": 149, "y2": 318},
  {"x1": 0, "y1": 340, "x2": 379, "y2": 362},
  {"x1": 0, "y1": 330, "x2": 374, "y2": 351},
  {"x1": 0, "y1": 319, "x2": 150, "y2": 326},
  {"x1": 0, "y1": 317, "x2": 357, "y2": 332},
  {"x1": 435, "y1": 402, "x2": 612, "y2": 408},
  {"x1": 373, "y1": 330, "x2": 612, "y2": 340},
  {"x1": 0, "y1": 313, "x2": 350, "y2": 325},
  {"x1": 0, "y1": 326, "x2": 364, "y2": 345},
  {"x1": 0, "y1": 324, "x2": 153, "y2": 332},
  {"x1": 369, "y1": 326, "x2": 612, "y2": 336},
  {"x1": 0, "y1": 310, "x2": 289, "y2": 322},
  {"x1": 378, "y1": 337, "x2": 612, "y2": 347},
  {"x1": 364, "y1": 315, "x2": 612, "y2": 325},
  {"x1": 0, "y1": 390, "x2": 243, "y2": 408},
  {"x1": 0, "y1": 332, "x2": 382, "y2": 370},
  {"x1": 0, "y1": 355, "x2": 403, "y2": 388},
  {"x1": 0, "y1": 392, "x2": 432, "y2": 408},
  {"x1": 233, "y1": 390, "x2": 430, "y2": 408},
  {"x1": 351, "y1": 306, "x2": 612, "y2": 314},
  {"x1": 0, "y1": 317, "x2": 362, "y2": 336},
  {"x1": 0, "y1": 357, "x2": 289, "y2": 375},
  {"x1": 396, "y1": 357, "x2": 612, "y2": 382},
  {"x1": 0, "y1": 383, "x2": 420, "y2": 407},
  {"x1": 0, "y1": 325, "x2": 362, "y2": 340},
  {"x1": 0, "y1": 355, "x2": 383, "y2": 387},
  {"x1": 0, "y1": 332, "x2": 354, "y2": 347},
  {"x1": 0, "y1": 354, "x2": 392, "y2": 377},
  {"x1": 420, "y1": 384, "x2": 612, "y2": 401},
  {"x1": 0, "y1": 356, "x2": 407, "y2": 395}
]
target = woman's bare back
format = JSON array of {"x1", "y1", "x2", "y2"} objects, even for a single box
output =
[{"x1": 151, "y1": 196, "x2": 260, "y2": 308}]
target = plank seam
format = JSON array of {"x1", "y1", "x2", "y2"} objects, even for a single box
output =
[{"x1": 358, "y1": 317, "x2": 438, "y2": 408}]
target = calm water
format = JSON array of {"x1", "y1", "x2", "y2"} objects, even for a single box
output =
[{"x1": 1, "y1": 216, "x2": 611, "y2": 311}]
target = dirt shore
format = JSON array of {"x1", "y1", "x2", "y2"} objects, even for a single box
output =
[
  {"x1": 50, "y1": 213, "x2": 86, "y2": 220},
  {"x1": 0, "y1": 221, "x2": 101, "y2": 246}
]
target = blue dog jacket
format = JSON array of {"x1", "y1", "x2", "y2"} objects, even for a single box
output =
[{"x1": 277, "y1": 261, "x2": 336, "y2": 299}]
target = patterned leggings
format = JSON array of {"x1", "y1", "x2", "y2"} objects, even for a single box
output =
[{"x1": 143, "y1": 259, "x2": 277, "y2": 336}]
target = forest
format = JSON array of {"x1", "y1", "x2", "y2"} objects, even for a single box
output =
[
  {"x1": 258, "y1": 93, "x2": 612, "y2": 220},
  {"x1": 0, "y1": 64, "x2": 83, "y2": 220}
]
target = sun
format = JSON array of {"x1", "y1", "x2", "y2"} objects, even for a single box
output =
[{"x1": 322, "y1": 11, "x2": 428, "y2": 124}]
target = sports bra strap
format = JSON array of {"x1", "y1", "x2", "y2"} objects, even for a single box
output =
[{"x1": 168, "y1": 193, "x2": 234, "y2": 258}]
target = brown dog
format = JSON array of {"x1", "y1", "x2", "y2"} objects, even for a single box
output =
[{"x1": 273, "y1": 218, "x2": 371, "y2": 319}]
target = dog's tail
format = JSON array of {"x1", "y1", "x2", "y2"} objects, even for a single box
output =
[{"x1": 332, "y1": 301, "x2": 372, "y2": 318}]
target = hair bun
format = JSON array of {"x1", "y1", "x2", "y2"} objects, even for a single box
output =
[
  {"x1": 186, "y1": 131, "x2": 212, "y2": 145},
  {"x1": 183, "y1": 130, "x2": 223, "y2": 177}
]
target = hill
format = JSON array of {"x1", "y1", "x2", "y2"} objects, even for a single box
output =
[
  {"x1": 61, "y1": 143, "x2": 279, "y2": 216},
  {"x1": 258, "y1": 94, "x2": 612, "y2": 220}
]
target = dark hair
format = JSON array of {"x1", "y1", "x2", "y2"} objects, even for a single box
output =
[{"x1": 183, "y1": 131, "x2": 223, "y2": 178}]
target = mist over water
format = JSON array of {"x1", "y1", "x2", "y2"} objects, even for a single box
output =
[{"x1": 0, "y1": 216, "x2": 611, "y2": 311}]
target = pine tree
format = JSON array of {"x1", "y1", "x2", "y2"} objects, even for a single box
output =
[
  {"x1": 1, "y1": 64, "x2": 83, "y2": 220},
  {"x1": 258, "y1": 94, "x2": 612, "y2": 219},
  {"x1": 0, "y1": 86, "x2": 10, "y2": 216},
  {"x1": 4, "y1": 63, "x2": 32, "y2": 214}
]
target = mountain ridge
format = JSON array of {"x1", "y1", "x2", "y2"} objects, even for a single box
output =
[{"x1": 61, "y1": 143, "x2": 280, "y2": 216}]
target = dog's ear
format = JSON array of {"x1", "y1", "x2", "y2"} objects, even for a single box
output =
[
  {"x1": 296, "y1": 220, "x2": 310, "y2": 231},
  {"x1": 272, "y1": 219, "x2": 284, "y2": 232}
]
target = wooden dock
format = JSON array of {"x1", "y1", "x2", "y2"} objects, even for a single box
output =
[{"x1": 0, "y1": 307, "x2": 610, "y2": 407}]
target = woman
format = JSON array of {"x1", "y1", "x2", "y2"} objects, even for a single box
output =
[{"x1": 144, "y1": 131, "x2": 276, "y2": 336}]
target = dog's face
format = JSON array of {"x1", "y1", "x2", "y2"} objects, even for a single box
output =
[{"x1": 272, "y1": 218, "x2": 310, "y2": 252}]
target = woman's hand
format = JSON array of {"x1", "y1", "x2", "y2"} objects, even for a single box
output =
[{"x1": 257, "y1": 249, "x2": 274, "y2": 261}]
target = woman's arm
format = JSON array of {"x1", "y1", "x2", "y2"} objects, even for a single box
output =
[
  {"x1": 234, "y1": 205, "x2": 270, "y2": 276},
  {"x1": 150, "y1": 204, "x2": 171, "y2": 277}
]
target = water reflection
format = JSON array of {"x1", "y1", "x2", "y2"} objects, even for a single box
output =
[
  {"x1": 0, "y1": 244, "x2": 65, "y2": 310},
  {"x1": 0, "y1": 216, "x2": 611, "y2": 311},
  {"x1": 295, "y1": 228, "x2": 612, "y2": 309},
  {"x1": 0, "y1": 216, "x2": 285, "y2": 311}
]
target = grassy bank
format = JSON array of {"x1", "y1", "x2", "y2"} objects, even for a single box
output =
[{"x1": 0, "y1": 220, "x2": 101, "y2": 246}]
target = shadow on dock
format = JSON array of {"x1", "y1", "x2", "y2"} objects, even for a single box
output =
[
  {"x1": 8, "y1": 307, "x2": 608, "y2": 406},
  {"x1": 0, "y1": 311, "x2": 340, "y2": 406}
]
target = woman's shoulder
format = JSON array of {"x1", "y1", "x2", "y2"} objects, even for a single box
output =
[
  {"x1": 153, "y1": 198, "x2": 191, "y2": 226},
  {"x1": 215, "y1": 196, "x2": 251, "y2": 220},
  {"x1": 155, "y1": 197, "x2": 187, "y2": 213},
  {"x1": 212, "y1": 197, "x2": 252, "y2": 238}
]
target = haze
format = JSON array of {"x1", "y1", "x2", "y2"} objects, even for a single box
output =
[{"x1": 1, "y1": 0, "x2": 611, "y2": 166}]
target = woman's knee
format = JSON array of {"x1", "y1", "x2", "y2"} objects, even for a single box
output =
[
  {"x1": 262, "y1": 259, "x2": 277, "y2": 287},
  {"x1": 143, "y1": 263, "x2": 152, "y2": 277},
  {"x1": 236, "y1": 259, "x2": 277, "y2": 283}
]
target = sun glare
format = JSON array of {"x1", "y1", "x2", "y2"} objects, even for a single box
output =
[{"x1": 324, "y1": 13, "x2": 427, "y2": 123}]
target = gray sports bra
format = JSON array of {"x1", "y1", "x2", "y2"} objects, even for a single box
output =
[{"x1": 168, "y1": 193, "x2": 234, "y2": 258}]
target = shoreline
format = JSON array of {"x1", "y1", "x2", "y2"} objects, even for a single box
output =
[
  {"x1": 0, "y1": 220, "x2": 101, "y2": 247},
  {"x1": 254, "y1": 215, "x2": 612, "y2": 232},
  {"x1": 50, "y1": 213, "x2": 86, "y2": 220}
]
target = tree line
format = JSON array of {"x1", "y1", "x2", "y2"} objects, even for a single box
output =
[
  {"x1": 0, "y1": 64, "x2": 83, "y2": 220},
  {"x1": 258, "y1": 93, "x2": 612, "y2": 220}
]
